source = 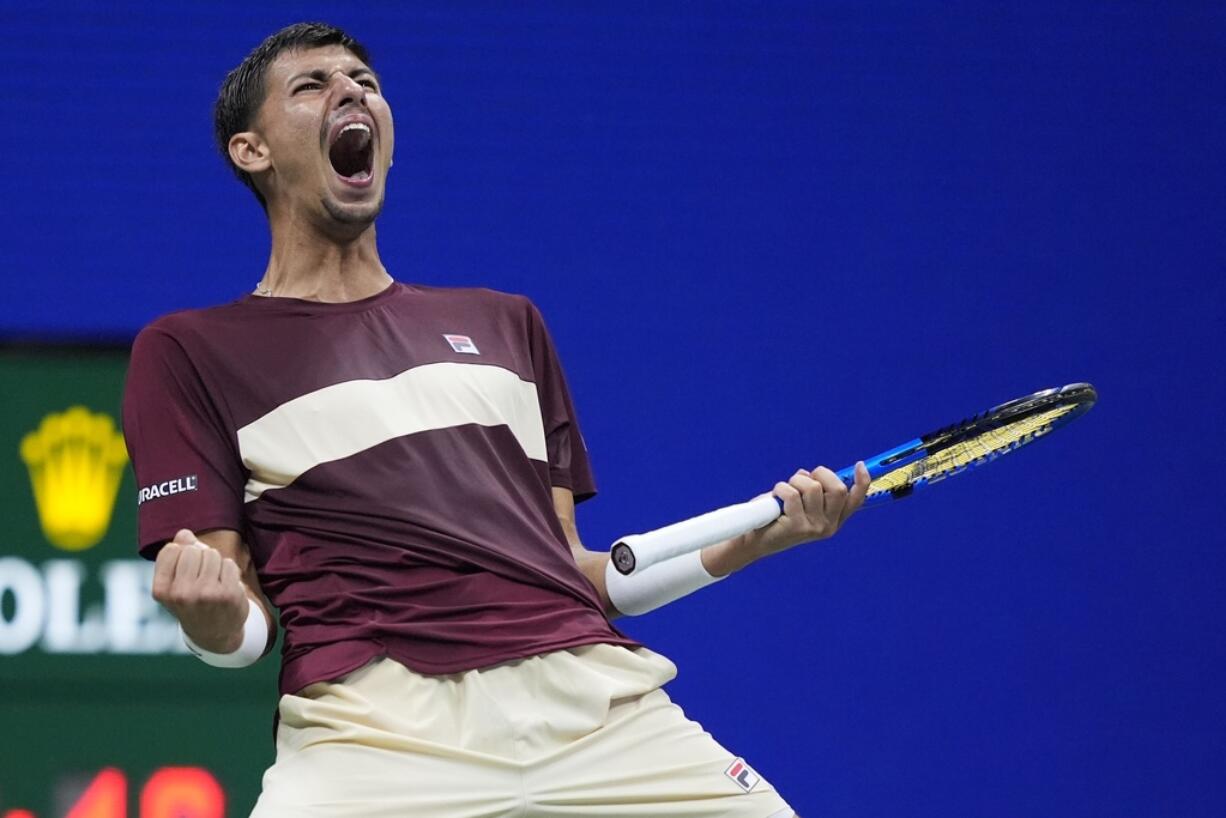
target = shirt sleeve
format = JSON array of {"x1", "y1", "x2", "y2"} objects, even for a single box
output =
[
  {"x1": 523, "y1": 299, "x2": 597, "y2": 502},
  {"x1": 122, "y1": 325, "x2": 246, "y2": 560}
]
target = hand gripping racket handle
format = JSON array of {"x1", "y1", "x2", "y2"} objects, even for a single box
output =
[{"x1": 609, "y1": 494, "x2": 785, "y2": 575}]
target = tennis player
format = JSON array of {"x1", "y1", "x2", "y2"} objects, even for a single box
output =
[{"x1": 123, "y1": 22, "x2": 870, "y2": 818}]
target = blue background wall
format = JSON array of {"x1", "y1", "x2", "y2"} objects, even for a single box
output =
[{"x1": 3, "y1": 2, "x2": 1224, "y2": 816}]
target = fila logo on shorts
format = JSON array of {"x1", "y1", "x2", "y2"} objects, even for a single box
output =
[
  {"x1": 443, "y1": 334, "x2": 480, "y2": 354},
  {"x1": 724, "y1": 757, "x2": 761, "y2": 792}
]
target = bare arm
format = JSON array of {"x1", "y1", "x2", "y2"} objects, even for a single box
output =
[
  {"x1": 554, "y1": 463, "x2": 870, "y2": 617},
  {"x1": 150, "y1": 528, "x2": 276, "y2": 655},
  {"x1": 554, "y1": 486, "x2": 741, "y2": 619},
  {"x1": 553, "y1": 487, "x2": 619, "y2": 616}
]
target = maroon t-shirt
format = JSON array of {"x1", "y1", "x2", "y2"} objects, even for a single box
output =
[{"x1": 123, "y1": 282, "x2": 636, "y2": 694}]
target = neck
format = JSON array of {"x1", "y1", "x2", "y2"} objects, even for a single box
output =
[{"x1": 257, "y1": 212, "x2": 391, "y2": 302}]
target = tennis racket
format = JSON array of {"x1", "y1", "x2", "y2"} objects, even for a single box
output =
[{"x1": 610, "y1": 382, "x2": 1097, "y2": 575}]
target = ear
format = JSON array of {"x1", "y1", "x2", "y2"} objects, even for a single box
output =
[{"x1": 228, "y1": 131, "x2": 271, "y2": 176}]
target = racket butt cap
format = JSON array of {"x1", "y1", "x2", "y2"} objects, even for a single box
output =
[{"x1": 611, "y1": 541, "x2": 636, "y2": 575}]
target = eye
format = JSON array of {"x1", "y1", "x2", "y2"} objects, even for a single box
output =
[
  {"x1": 293, "y1": 82, "x2": 322, "y2": 94},
  {"x1": 359, "y1": 79, "x2": 379, "y2": 91}
]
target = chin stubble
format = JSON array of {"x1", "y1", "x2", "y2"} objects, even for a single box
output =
[{"x1": 322, "y1": 193, "x2": 385, "y2": 225}]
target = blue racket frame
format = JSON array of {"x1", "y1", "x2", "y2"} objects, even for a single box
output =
[{"x1": 834, "y1": 382, "x2": 1097, "y2": 505}]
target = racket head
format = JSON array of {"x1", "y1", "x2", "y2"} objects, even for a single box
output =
[{"x1": 839, "y1": 383, "x2": 1097, "y2": 505}]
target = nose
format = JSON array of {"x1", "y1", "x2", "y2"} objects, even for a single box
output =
[{"x1": 331, "y1": 72, "x2": 367, "y2": 108}]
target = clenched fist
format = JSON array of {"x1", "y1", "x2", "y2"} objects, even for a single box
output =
[{"x1": 152, "y1": 529, "x2": 250, "y2": 653}]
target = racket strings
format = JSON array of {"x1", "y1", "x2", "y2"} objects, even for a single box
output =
[{"x1": 869, "y1": 404, "x2": 1080, "y2": 495}]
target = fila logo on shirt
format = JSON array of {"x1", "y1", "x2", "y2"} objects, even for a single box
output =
[
  {"x1": 724, "y1": 758, "x2": 761, "y2": 793},
  {"x1": 443, "y1": 334, "x2": 480, "y2": 354}
]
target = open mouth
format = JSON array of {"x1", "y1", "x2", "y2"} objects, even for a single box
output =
[{"x1": 328, "y1": 122, "x2": 374, "y2": 183}]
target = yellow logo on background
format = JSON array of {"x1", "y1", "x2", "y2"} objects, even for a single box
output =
[{"x1": 20, "y1": 406, "x2": 129, "y2": 551}]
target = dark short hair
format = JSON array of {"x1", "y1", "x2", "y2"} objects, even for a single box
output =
[{"x1": 213, "y1": 22, "x2": 372, "y2": 208}]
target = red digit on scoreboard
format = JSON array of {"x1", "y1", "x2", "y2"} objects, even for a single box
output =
[
  {"x1": 8, "y1": 766, "x2": 226, "y2": 818},
  {"x1": 139, "y1": 768, "x2": 224, "y2": 818},
  {"x1": 64, "y1": 768, "x2": 126, "y2": 818}
]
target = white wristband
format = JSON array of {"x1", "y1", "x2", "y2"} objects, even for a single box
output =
[
  {"x1": 182, "y1": 597, "x2": 270, "y2": 669},
  {"x1": 605, "y1": 548, "x2": 724, "y2": 616}
]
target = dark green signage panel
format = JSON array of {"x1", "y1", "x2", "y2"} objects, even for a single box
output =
[{"x1": 0, "y1": 346, "x2": 279, "y2": 818}]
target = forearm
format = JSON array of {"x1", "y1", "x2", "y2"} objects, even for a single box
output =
[
  {"x1": 575, "y1": 544, "x2": 736, "y2": 619},
  {"x1": 557, "y1": 486, "x2": 779, "y2": 619},
  {"x1": 698, "y1": 532, "x2": 764, "y2": 578}
]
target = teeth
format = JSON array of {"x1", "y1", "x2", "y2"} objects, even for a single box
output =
[{"x1": 339, "y1": 123, "x2": 371, "y2": 137}]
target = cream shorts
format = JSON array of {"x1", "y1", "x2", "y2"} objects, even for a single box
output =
[{"x1": 250, "y1": 644, "x2": 794, "y2": 817}]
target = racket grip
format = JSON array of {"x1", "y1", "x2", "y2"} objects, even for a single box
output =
[{"x1": 610, "y1": 494, "x2": 784, "y2": 576}]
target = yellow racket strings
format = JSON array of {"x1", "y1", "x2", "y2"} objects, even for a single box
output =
[{"x1": 868, "y1": 403, "x2": 1080, "y2": 495}]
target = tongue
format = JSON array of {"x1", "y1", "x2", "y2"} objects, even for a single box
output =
[{"x1": 329, "y1": 129, "x2": 371, "y2": 177}]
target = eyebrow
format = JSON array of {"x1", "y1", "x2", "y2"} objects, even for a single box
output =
[{"x1": 286, "y1": 67, "x2": 380, "y2": 87}]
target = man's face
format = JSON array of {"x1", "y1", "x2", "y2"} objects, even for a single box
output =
[{"x1": 251, "y1": 45, "x2": 394, "y2": 228}]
